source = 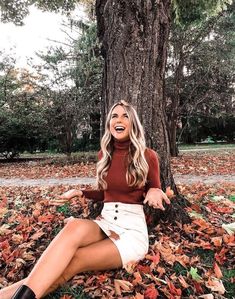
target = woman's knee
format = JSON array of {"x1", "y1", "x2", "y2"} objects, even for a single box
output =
[{"x1": 63, "y1": 218, "x2": 84, "y2": 234}]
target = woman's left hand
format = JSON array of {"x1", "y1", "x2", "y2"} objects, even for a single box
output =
[{"x1": 143, "y1": 188, "x2": 171, "y2": 210}]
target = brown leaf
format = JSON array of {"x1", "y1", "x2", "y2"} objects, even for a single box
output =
[
  {"x1": 114, "y1": 279, "x2": 133, "y2": 296},
  {"x1": 205, "y1": 278, "x2": 226, "y2": 294}
]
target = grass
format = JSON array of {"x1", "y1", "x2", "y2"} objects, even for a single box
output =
[
  {"x1": 45, "y1": 285, "x2": 91, "y2": 299},
  {"x1": 222, "y1": 269, "x2": 235, "y2": 299},
  {"x1": 179, "y1": 143, "x2": 235, "y2": 150}
]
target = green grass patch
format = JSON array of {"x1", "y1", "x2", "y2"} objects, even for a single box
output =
[
  {"x1": 173, "y1": 262, "x2": 188, "y2": 276},
  {"x1": 45, "y1": 285, "x2": 90, "y2": 299},
  {"x1": 193, "y1": 248, "x2": 214, "y2": 267},
  {"x1": 222, "y1": 269, "x2": 235, "y2": 299},
  {"x1": 178, "y1": 143, "x2": 235, "y2": 150}
]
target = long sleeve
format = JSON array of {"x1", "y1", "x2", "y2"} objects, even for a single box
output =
[
  {"x1": 145, "y1": 149, "x2": 161, "y2": 191},
  {"x1": 82, "y1": 189, "x2": 104, "y2": 202}
]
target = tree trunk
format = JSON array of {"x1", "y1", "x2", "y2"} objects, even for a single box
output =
[{"x1": 95, "y1": 0, "x2": 190, "y2": 225}]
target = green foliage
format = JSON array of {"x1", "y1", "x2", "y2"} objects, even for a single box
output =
[
  {"x1": 36, "y1": 20, "x2": 102, "y2": 155},
  {"x1": 0, "y1": 55, "x2": 54, "y2": 158},
  {"x1": 0, "y1": 0, "x2": 78, "y2": 25},
  {"x1": 189, "y1": 267, "x2": 202, "y2": 281},
  {"x1": 167, "y1": 2, "x2": 235, "y2": 145},
  {"x1": 172, "y1": 0, "x2": 233, "y2": 27}
]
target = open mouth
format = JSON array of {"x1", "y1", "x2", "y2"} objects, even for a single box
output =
[{"x1": 115, "y1": 125, "x2": 125, "y2": 132}]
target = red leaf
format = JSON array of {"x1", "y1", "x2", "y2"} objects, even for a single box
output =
[
  {"x1": 214, "y1": 262, "x2": 223, "y2": 279},
  {"x1": 38, "y1": 214, "x2": 54, "y2": 223},
  {"x1": 144, "y1": 285, "x2": 159, "y2": 299},
  {"x1": 145, "y1": 252, "x2": 160, "y2": 265},
  {"x1": 167, "y1": 280, "x2": 182, "y2": 296}
]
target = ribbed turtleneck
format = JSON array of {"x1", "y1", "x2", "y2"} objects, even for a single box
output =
[{"x1": 113, "y1": 139, "x2": 130, "y2": 152}]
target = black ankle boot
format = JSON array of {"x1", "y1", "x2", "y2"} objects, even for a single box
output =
[{"x1": 11, "y1": 285, "x2": 36, "y2": 299}]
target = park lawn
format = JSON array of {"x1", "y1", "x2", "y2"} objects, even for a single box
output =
[
  {"x1": 0, "y1": 182, "x2": 234, "y2": 299},
  {"x1": 0, "y1": 148, "x2": 234, "y2": 178}
]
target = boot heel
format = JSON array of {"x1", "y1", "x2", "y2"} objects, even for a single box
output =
[{"x1": 11, "y1": 285, "x2": 36, "y2": 299}]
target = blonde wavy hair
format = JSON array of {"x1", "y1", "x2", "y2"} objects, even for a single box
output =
[{"x1": 96, "y1": 100, "x2": 149, "y2": 189}]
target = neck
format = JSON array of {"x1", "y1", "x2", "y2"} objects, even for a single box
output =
[{"x1": 113, "y1": 139, "x2": 130, "y2": 150}]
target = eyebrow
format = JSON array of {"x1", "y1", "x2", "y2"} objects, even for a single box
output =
[{"x1": 111, "y1": 113, "x2": 128, "y2": 117}]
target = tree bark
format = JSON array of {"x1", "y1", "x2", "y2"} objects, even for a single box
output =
[{"x1": 95, "y1": 0, "x2": 190, "y2": 225}]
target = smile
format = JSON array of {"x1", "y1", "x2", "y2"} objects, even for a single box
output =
[{"x1": 115, "y1": 126, "x2": 125, "y2": 132}]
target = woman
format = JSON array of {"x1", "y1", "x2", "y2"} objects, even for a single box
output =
[{"x1": 1, "y1": 100, "x2": 170, "y2": 299}]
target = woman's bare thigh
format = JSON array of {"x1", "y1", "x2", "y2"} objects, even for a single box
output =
[{"x1": 63, "y1": 218, "x2": 107, "y2": 247}]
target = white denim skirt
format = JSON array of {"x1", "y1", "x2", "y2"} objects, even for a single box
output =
[{"x1": 93, "y1": 202, "x2": 149, "y2": 266}]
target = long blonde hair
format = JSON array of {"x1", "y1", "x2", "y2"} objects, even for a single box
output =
[{"x1": 96, "y1": 100, "x2": 149, "y2": 189}]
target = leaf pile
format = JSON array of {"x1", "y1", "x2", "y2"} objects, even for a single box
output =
[
  {"x1": 171, "y1": 151, "x2": 235, "y2": 175},
  {"x1": 0, "y1": 162, "x2": 96, "y2": 179},
  {"x1": 0, "y1": 150, "x2": 234, "y2": 179},
  {"x1": 0, "y1": 183, "x2": 234, "y2": 298}
]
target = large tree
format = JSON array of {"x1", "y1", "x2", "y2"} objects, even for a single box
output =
[{"x1": 0, "y1": 0, "x2": 233, "y2": 222}]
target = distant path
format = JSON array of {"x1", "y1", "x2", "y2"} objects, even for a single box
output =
[{"x1": 0, "y1": 174, "x2": 234, "y2": 186}]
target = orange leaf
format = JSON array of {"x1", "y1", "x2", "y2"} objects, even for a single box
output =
[
  {"x1": 167, "y1": 279, "x2": 182, "y2": 296},
  {"x1": 38, "y1": 214, "x2": 54, "y2": 223},
  {"x1": 134, "y1": 293, "x2": 144, "y2": 299},
  {"x1": 133, "y1": 271, "x2": 142, "y2": 285},
  {"x1": 211, "y1": 237, "x2": 222, "y2": 247},
  {"x1": 166, "y1": 187, "x2": 174, "y2": 199},
  {"x1": 178, "y1": 275, "x2": 189, "y2": 288},
  {"x1": 144, "y1": 285, "x2": 159, "y2": 299},
  {"x1": 214, "y1": 262, "x2": 223, "y2": 279},
  {"x1": 145, "y1": 252, "x2": 160, "y2": 264}
]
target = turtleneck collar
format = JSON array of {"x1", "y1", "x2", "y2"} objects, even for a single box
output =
[{"x1": 113, "y1": 139, "x2": 130, "y2": 151}]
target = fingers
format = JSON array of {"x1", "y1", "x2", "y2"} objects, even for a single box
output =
[
  {"x1": 162, "y1": 192, "x2": 171, "y2": 204},
  {"x1": 49, "y1": 198, "x2": 68, "y2": 206}
]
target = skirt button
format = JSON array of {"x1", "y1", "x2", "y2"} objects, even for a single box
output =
[{"x1": 114, "y1": 216, "x2": 117, "y2": 220}]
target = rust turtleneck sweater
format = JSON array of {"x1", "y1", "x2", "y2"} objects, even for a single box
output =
[{"x1": 82, "y1": 139, "x2": 161, "y2": 205}]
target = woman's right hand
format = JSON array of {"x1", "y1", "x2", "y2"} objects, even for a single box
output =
[{"x1": 50, "y1": 189, "x2": 83, "y2": 206}]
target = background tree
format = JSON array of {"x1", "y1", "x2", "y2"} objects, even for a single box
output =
[
  {"x1": 0, "y1": 54, "x2": 50, "y2": 158},
  {"x1": 166, "y1": 2, "x2": 235, "y2": 155},
  {"x1": 36, "y1": 20, "x2": 102, "y2": 155}
]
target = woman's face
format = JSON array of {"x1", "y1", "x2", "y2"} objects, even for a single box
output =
[{"x1": 109, "y1": 105, "x2": 130, "y2": 142}]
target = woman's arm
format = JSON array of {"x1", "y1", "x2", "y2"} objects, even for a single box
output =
[{"x1": 144, "y1": 149, "x2": 170, "y2": 209}]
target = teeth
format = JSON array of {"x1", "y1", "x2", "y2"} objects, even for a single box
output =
[{"x1": 115, "y1": 126, "x2": 125, "y2": 131}]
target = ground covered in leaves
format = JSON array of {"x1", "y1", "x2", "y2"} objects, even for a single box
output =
[
  {"x1": 0, "y1": 150, "x2": 234, "y2": 179},
  {"x1": 0, "y1": 150, "x2": 235, "y2": 298}
]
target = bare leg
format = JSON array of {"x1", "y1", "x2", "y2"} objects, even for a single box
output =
[
  {"x1": 0, "y1": 237, "x2": 122, "y2": 299},
  {"x1": 0, "y1": 279, "x2": 26, "y2": 299},
  {"x1": 8, "y1": 219, "x2": 106, "y2": 299},
  {"x1": 44, "y1": 238, "x2": 122, "y2": 297}
]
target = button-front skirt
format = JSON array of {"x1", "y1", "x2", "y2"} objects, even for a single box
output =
[{"x1": 93, "y1": 202, "x2": 149, "y2": 266}]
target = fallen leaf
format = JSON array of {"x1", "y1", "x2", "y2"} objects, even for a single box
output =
[
  {"x1": 114, "y1": 279, "x2": 133, "y2": 296},
  {"x1": 198, "y1": 295, "x2": 214, "y2": 299},
  {"x1": 144, "y1": 285, "x2": 159, "y2": 299},
  {"x1": 205, "y1": 278, "x2": 226, "y2": 294},
  {"x1": 214, "y1": 262, "x2": 223, "y2": 279},
  {"x1": 166, "y1": 186, "x2": 174, "y2": 199},
  {"x1": 190, "y1": 267, "x2": 202, "y2": 282}
]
